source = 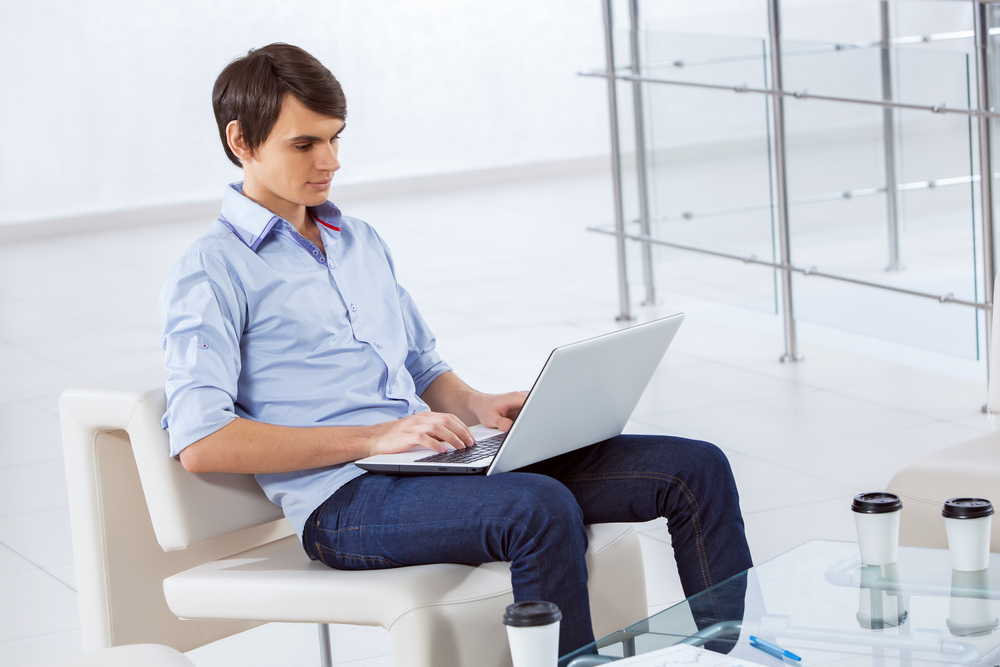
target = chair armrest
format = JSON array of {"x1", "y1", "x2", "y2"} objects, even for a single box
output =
[
  {"x1": 61, "y1": 366, "x2": 285, "y2": 551},
  {"x1": 60, "y1": 366, "x2": 286, "y2": 651}
]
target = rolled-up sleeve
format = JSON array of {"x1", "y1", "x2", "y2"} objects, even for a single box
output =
[
  {"x1": 160, "y1": 249, "x2": 247, "y2": 457},
  {"x1": 398, "y1": 283, "x2": 452, "y2": 396},
  {"x1": 375, "y1": 235, "x2": 451, "y2": 396}
]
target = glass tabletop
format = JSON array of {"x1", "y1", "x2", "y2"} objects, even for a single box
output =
[{"x1": 561, "y1": 540, "x2": 1000, "y2": 667}]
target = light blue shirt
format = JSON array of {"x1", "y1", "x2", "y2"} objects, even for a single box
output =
[{"x1": 160, "y1": 183, "x2": 452, "y2": 541}]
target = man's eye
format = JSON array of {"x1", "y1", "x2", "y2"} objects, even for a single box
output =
[{"x1": 295, "y1": 144, "x2": 311, "y2": 151}]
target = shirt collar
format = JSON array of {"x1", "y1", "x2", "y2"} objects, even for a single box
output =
[{"x1": 219, "y1": 182, "x2": 344, "y2": 253}]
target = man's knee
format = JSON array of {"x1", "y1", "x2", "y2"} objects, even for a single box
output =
[
  {"x1": 683, "y1": 439, "x2": 738, "y2": 486},
  {"x1": 637, "y1": 436, "x2": 738, "y2": 498},
  {"x1": 505, "y1": 473, "x2": 584, "y2": 520},
  {"x1": 668, "y1": 441, "x2": 745, "y2": 521},
  {"x1": 498, "y1": 473, "x2": 586, "y2": 549},
  {"x1": 691, "y1": 439, "x2": 733, "y2": 472}
]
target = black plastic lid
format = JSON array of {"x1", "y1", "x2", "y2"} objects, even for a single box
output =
[
  {"x1": 852, "y1": 492, "x2": 903, "y2": 514},
  {"x1": 943, "y1": 498, "x2": 995, "y2": 519},
  {"x1": 502, "y1": 601, "x2": 562, "y2": 627}
]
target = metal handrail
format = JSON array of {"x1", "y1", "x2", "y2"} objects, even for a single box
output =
[
  {"x1": 586, "y1": 226, "x2": 991, "y2": 311},
  {"x1": 578, "y1": 69, "x2": 1000, "y2": 119},
  {"x1": 640, "y1": 27, "x2": 1000, "y2": 70},
  {"x1": 644, "y1": 174, "x2": 981, "y2": 223}
]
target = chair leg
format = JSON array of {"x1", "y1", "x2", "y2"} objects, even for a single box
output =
[{"x1": 318, "y1": 623, "x2": 332, "y2": 667}]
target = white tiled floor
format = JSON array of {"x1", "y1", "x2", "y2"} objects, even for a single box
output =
[{"x1": 0, "y1": 161, "x2": 993, "y2": 665}]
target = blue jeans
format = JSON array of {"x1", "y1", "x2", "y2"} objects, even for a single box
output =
[{"x1": 302, "y1": 435, "x2": 752, "y2": 656}]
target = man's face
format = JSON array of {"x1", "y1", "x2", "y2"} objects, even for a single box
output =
[{"x1": 237, "y1": 94, "x2": 344, "y2": 221}]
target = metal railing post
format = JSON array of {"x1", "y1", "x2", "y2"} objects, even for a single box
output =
[
  {"x1": 768, "y1": 0, "x2": 802, "y2": 362},
  {"x1": 603, "y1": 0, "x2": 634, "y2": 321},
  {"x1": 977, "y1": 1, "x2": 997, "y2": 393},
  {"x1": 881, "y1": 0, "x2": 902, "y2": 272},
  {"x1": 629, "y1": 0, "x2": 657, "y2": 305}
]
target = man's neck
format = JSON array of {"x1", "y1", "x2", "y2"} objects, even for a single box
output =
[{"x1": 239, "y1": 181, "x2": 325, "y2": 254}]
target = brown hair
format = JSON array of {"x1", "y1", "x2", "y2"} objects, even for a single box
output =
[{"x1": 212, "y1": 43, "x2": 348, "y2": 168}]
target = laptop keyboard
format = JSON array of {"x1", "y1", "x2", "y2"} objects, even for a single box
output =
[{"x1": 415, "y1": 433, "x2": 507, "y2": 464}]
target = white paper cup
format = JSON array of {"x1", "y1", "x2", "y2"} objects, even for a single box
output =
[
  {"x1": 943, "y1": 498, "x2": 994, "y2": 572},
  {"x1": 503, "y1": 601, "x2": 561, "y2": 667},
  {"x1": 853, "y1": 492, "x2": 903, "y2": 566}
]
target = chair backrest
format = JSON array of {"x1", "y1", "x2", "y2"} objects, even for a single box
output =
[{"x1": 61, "y1": 365, "x2": 286, "y2": 551}]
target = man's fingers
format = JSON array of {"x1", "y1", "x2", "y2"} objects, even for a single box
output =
[
  {"x1": 415, "y1": 433, "x2": 450, "y2": 453},
  {"x1": 443, "y1": 414, "x2": 475, "y2": 446},
  {"x1": 382, "y1": 411, "x2": 473, "y2": 454},
  {"x1": 424, "y1": 421, "x2": 469, "y2": 451},
  {"x1": 421, "y1": 411, "x2": 472, "y2": 447}
]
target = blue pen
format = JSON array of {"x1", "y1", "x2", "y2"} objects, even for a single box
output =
[{"x1": 750, "y1": 636, "x2": 802, "y2": 662}]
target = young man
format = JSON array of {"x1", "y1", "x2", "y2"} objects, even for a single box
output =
[{"x1": 161, "y1": 43, "x2": 752, "y2": 656}]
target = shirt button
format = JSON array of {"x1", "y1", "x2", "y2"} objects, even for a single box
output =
[
  {"x1": 375, "y1": 343, "x2": 382, "y2": 349},
  {"x1": 351, "y1": 304, "x2": 357, "y2": 312}
]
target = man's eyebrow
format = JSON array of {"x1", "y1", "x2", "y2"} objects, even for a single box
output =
[{"x1": 286, "y1": 125, "x2": 346, "y2": 143}]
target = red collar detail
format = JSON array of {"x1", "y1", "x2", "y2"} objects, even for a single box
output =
[{"x1": 311, "y1": 213, "x2": 341, "y2": 232}]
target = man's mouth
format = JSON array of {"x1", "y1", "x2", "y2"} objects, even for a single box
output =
[{"x1": 307, "y1": 178, "x2": 333, "y2": 190}]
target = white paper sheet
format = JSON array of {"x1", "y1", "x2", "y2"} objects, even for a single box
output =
[{"x1": 606, "y1": 643, "x2": 770, "y2": 667}]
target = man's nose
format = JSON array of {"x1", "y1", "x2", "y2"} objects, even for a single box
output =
[{"x1": 317, "y1": 144, "x2": 340, "y2": 172}]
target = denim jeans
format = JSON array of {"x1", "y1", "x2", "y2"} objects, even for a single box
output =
[{"x1": 302, "y1": 434, "x2": 753, "y2": 656}]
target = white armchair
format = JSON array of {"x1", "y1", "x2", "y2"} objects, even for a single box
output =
[{"x1": 60, "y1": 366, "x2": 649, "y2": 667}]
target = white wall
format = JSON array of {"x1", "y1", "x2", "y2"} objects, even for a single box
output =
[
  {"x1": 0, "y1": 0, "x2": 976, "y2": 227},
  {"x1": 0, "y1": 0, "x2": 611, "y2": 226}
]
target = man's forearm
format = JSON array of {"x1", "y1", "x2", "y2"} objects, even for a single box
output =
[
  {"x1": 179, "y1": 418, "x2": 376, "y2": 474},
  {"x1": 419, "y1": 371, "x2": 484, "y2": 426}
]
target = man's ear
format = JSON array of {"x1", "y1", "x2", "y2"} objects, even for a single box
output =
[{"x1": 226, "y1": 120, "x2": 252, "y2": 164}]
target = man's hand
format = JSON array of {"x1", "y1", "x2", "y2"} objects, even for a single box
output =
[
  {"x1": 421, "y1": 372, "x2": 528, "y2": 433},
  {"x1": 367, "y1": 411, "x2": 476, "y2": 456},
  {"x1": 472, "y1": 390, "x2": 528, "y2": 432}
]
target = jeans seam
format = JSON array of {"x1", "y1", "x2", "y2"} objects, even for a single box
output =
[
  {"x1": 314, "y1": 542, "x2": 404, "y2": 567},
  {"x1": 559, "y1": 470, "x2": 717, "y2": 612},
  {"x1": 311, "y1": 516, "x2": 540, "y2": 570},
  {"x1": 312, "y1": 525, "x2": 362, "y2": 535},
  {"x1": 312, "y1": 541, "x2": 332, "y2": 567}
]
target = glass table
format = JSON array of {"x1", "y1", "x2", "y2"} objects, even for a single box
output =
[{"x1": 561, "y1": 540, "x2": 1000, "y2": 667}]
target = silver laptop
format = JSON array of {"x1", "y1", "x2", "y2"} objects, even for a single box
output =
[{"x1": 355, "y1": 313, "x2": 684, "y2": 476}]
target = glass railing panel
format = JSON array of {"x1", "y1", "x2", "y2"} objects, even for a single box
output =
[
  {"x1": 608, "y1": 29, "x2": 982, "y2": 357},
  {"x1": 780, "y1": 38, "x2": 974, "y2": 111},
  {"x1": 784, "y1": 47, "x2": 980, "y2": 359},
  {"x1": 638, "y1": 32, "x2": 779, "y2": 313}
]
